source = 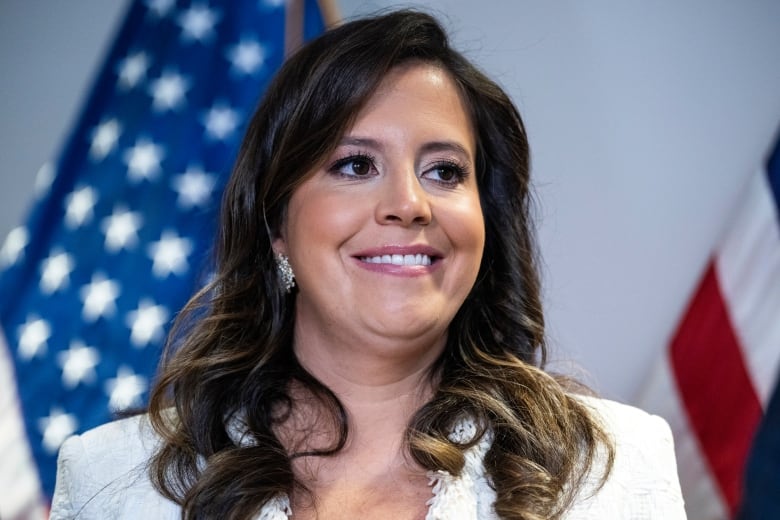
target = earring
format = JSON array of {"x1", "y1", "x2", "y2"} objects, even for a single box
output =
[{"x1": 275, "y1": 253, "x2": 295, "y2": 293}]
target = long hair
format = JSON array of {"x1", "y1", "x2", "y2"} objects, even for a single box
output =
[{"x1": 148, "y1": 10, "x2": 613, "y2": 519}]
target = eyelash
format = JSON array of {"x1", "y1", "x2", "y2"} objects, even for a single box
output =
[
  {"x1": 427, "y1": 160, "x2": 470, "y2": 186},
  {"x1": 327, "y1": 152, "x2": 470, "y2": 187},
  {"x1": 328, "y1": 152, "x2": 377, "y2": 178}
]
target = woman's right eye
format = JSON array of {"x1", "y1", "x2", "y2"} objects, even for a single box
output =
[{"x1": 328, "y1": 154, "x2": 376, "y2": 178}]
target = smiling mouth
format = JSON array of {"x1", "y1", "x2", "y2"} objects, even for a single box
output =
[{"x1": 359, "y1": 254, "x2": 434, "y2": 266}]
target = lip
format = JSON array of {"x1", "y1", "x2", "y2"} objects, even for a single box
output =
[{"x1": 351, "y1": 244, "x2": 443, "y2": 276}]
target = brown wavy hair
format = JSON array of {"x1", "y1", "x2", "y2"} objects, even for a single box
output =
[{"x1": 148, "y1": 9, "x2": 613, "y2": 519}]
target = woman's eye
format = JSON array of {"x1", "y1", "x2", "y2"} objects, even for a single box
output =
[
  {"x1": 346, "y1": 159, "x2": 371, "y2": 176},
  {"x1": 329, "y1": 154, "x2": 375, "y2": 177},
  {"x1": 425, "y1": 162, "x2": 467, "y2": 184},
  {"x1": 434, "y1": 166, "x2": 457, "y2": 181}
]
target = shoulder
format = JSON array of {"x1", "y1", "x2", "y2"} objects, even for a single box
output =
[
  {"x1": 51, "y1": 414, "x2": 179, "y2": 519},
  {"x1": 75, "y1": 412, "x2": 160, "y2": 453},
  {"x1": 574, "y1": 394, "x2": 672, "y2": 440},
  {"x1": 565, "y1": 395, "x2": 687, "y2": 519},
  {"x1": 58, "y1": 413, "x2": 160, "y2": 485}
]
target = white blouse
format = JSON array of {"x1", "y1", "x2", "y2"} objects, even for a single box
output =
[{"x1": 50, "y1": 396, "x2": 686, "y2": 519}]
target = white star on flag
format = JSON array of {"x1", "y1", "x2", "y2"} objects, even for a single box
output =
[
  {"x1": 227, "y1": 39, "x2": 266, "y2": 75},
  {"x1": 0, "y1": 226, "x2": 29, "y2": 267},
  {"x1": 202, "y1": 103, "x2": 240, "y2": 141},
  {"x1": 39, "y1": 249, "x2": 75, "y2": 294},
  {"x1": 147, "y1": 230, "x2": 194, "y2": 277},
  {"x1": 145, "y1": 0, "x2": 176, "y2": 18},
  {"x1": 116, "y1": 51, "x2": 150, "y2": 90},
  {"x1": 126, "y1": 299, "x2": 170, "y2": 348},
  {"x1": 38, "y1": 408, "x2": 78, "y2": 454},
  {"x1": 80, "y1": 273, "x2": 121, "y2": 322},
  {"x1": 124, "y1": 138, "x2": 165, "y2": 183},
  {"x1": 171, "y1": 165, "x2": 216, "y2": 209},
  {"x1": 64, "y1": 186, "x2": 98, "y2": 229},
  {"x1": 89, "y1": 118, "x2": 122, "y2": 161},
  {"x1": 17, "y1": 315, "x2": 51, "y2": 361},
  {"x1": 57, "y1": 340, "x2": 100, "y2": 388},
  {"x1": 101, "y1": 206, "x2": 143, "y2": 253},
  {"x1": 105, "y1": 366, "x2": 148, "y2": 411},
  {"x1": 178, "y1": 4, "x2": 220, "y2": 43},
  {"x1": 149, "y1": 70, "x2": 190, "y2": 111}
]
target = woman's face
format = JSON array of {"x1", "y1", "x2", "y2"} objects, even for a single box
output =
[{"x1": 275, "y1": 63, "x2": 485, "y2": 359}]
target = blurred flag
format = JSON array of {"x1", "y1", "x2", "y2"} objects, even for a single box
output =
[
  {"x1": 0, "y1": 1, "x2": 333, "y2": 518},
  {"x1": 740, "y1": 368, "x2": 780, "y2": 519},
  {"x1": 639, "y1": 130, "x2": 780, "y2": 519}
]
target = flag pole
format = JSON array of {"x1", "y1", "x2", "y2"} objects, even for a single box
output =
[
  {"x1": 284, "y1": 0, "x2": 304, "y2": 57},
  {"x1": 317, "y1": 0, "x2": 342, "y2": 27},
  {"x1": 286, "y1": 0, "x2": 342, "y2": 58}
]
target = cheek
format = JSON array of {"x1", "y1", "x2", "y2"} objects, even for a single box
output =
[
  {"x1": 285, "y1": 189, "x2": 365, "y2": 263},
  {"x1": 441, "y1": 196, "x2": 486, "y2": 256}
]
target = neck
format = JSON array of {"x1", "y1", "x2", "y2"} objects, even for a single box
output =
[
  {"x1": 284, "y1": 318, "x2": 444, "y2": 468},
  {"x1": 293, "y1": 325, "x2": 442, "y2": 418}
]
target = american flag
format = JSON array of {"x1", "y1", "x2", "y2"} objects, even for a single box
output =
[
  {"x1": 0, "y1": 1, "x2": 329, "y2": 517},
  {"x1": 639, "y1": 128, "x2": 780, "y2": 519}
]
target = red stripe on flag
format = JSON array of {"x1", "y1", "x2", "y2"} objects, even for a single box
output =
[{"x1": 670, "y1": 260, "x2": 763, "y2": 515}]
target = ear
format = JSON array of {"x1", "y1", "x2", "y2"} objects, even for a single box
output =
[
  {"x1": 271, "y1": 234, "x2": 287, "y2": 257},
  {"x1": 270, "y1": 205, "x2": 289, "y2": 257}
]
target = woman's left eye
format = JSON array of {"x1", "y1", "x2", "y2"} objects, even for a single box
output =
[{"x1": 423, "y1": 162, "x2": 468, "y2": 185}]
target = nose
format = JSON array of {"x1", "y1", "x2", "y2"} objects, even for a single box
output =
[{"x1": 375, "y1": 165, "x2": 432, "y2": 227}]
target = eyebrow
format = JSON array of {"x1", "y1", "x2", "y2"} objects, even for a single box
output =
[
  {"x1": 420, "y1": 141, "x2": 472, "y2": 161},
  {"x1": 338, "y1": 136, "x2": 473, "y2": 161},
  {"x1": 339, "y1": 136, "x2": 383, "y2": 149}
]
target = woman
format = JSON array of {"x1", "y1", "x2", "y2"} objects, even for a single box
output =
[{"x1": 51, "y1": 10, "x2": 685, "y2": 519}]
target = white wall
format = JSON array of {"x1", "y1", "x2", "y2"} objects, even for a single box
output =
[
  {"x1": 0, "y1": 0, "x2": 129, "y2": 237},
  {"x1": 2, "y1": 0, "x2": 780, "y2": 402}
]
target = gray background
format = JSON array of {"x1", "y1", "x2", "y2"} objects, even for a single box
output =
[{"x1": 2, "y1": 0, "x2": 780, "y2": 402}]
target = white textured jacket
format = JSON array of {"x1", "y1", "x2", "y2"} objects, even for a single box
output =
[{"x1": 51, "y1": 396, "x2": 686, "y2": 519}]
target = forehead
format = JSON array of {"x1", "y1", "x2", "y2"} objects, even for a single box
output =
[{"x1": 347, "y1": 62, "x2": 476, "y2": 154}]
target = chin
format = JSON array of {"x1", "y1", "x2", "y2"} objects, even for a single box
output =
[{"x1": 365, "y1": 314, "x2": 448, "y2": 344}]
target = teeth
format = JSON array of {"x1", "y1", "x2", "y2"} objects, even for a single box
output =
[{"x1": 362, "y1": 254, "x2": 432, "y2": 266}]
